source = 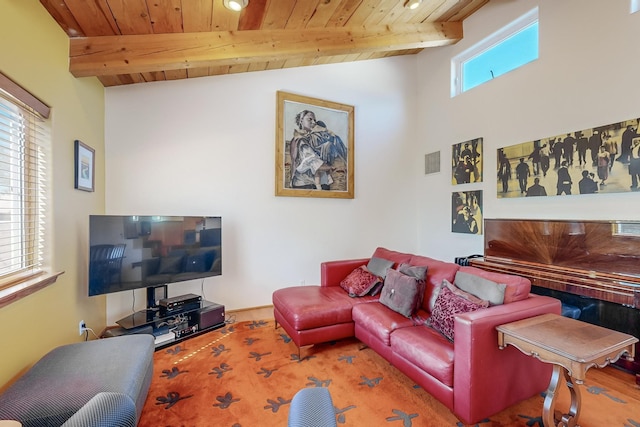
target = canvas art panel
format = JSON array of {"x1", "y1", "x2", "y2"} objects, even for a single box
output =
[
  {"x1": 275, "y1": 91, "x2": 354, "y2": 199},
  {"x1": 497, "y1": 117, "x2": 640, "y2": 198},
  {"x1": 452, "y1": 190, "x2": 483, "y2": 234},
  {"x1": 452, "y1": 137, "x2": 483, "y2": 185}
]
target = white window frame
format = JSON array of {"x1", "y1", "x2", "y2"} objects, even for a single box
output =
[
  {"x1": 451, "y1": 7, "x2": 539, "y2": 97},
  {"x1": 0, "y1": 72, "x2": 61, "y2": 308},
  {"x1": 632, "y1": 0, "x2": 640, "y2": 13}
]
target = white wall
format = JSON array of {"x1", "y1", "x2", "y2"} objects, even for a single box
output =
[
  {"x1": 105, "y1": 0, "x2": 640, "y2": 324},
  {"x1": 416, "y1": 0, "x2": 640, "y2": 261},
  {"x1": 105, "y1": 57, "x2": 421, "y2": 323}
]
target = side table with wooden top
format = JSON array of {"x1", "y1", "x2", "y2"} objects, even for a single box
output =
[{"x1": 496, "y1": 313, "x2": 638, "y2": 427}]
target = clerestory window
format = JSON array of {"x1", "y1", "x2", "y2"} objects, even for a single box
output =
[{"x1": 451, "y1": 8, "x2": 539, "y2": 97}]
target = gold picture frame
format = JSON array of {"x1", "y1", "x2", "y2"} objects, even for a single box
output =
[{"x1": 275, "y1": 91, "x2": 354, "y2": 199}]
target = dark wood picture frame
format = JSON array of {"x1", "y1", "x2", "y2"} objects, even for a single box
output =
[{"x1": 74, "y1": 139, "x2": 95, "y2": 192}]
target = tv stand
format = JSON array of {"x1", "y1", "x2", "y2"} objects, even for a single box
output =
[
  {"x1": 115, "y1": 299, "x2": 225, "y2": 349},
  {"x1": 146, "y1": 284, "x2": 168, "y2": 311}
]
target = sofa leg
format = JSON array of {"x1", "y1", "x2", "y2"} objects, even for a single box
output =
[
  {"x1": 297, "y1": 344, "x2": 314, "y2": 360},
  {"x1": 274, "y1": 319, "x2": 279, "y2": 329},
  {"x1": 297, "y1": 345, "x2": 303, "y2": 360}
]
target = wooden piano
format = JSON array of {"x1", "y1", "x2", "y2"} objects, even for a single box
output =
[{"x1": 470, "y1": 219, "x2": 640, "y2": 384}]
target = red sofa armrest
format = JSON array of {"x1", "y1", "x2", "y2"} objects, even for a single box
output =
[
  {"x1": 451, "y1": 294, "x2": 561, "y2": 424},
  {"x1": 320, "y1": 258, "x2": 370, "y2": 287}
]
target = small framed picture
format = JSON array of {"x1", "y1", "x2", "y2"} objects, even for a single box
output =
[
  {"x1": 452, "y1": 190, "x2": 483, "y2": 234},
  {"x1": 74, "y1": 139, "x2": 95, "y2": 192},
  {"x1": 452, "y1": 137, "x2": 483, "y2": 185}
]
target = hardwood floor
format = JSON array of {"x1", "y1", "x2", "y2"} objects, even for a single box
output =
[{"x1": 226, "y1": 305, "x2": 274, "y2": 323}]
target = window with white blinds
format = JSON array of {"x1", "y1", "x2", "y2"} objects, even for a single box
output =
[{"x1": 0, "y1": 76, "x2": 50, "y2": 290}]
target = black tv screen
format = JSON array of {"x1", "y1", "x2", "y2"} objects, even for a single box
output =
[{"x1": 89, "y1": 215, "x2": 221, "y2": 297}]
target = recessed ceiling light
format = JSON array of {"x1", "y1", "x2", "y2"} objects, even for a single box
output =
[
  {"x1": 223, "y1": 0, "x2": 248, "y2": 11},
  {"x1": 405, "y1": 0, "x2": 422, "y2": 10}
]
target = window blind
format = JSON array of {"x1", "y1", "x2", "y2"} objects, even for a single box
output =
[{"x1": 0, "y1": 87, "x2": 50, "y2": 288}]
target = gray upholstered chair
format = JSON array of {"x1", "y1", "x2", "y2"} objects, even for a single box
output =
[
  {"x1": 288, "y1": 387, "x2": 337, "y2": 427},
  {"x1": 61, "y1": 392, "x2": 137, "y2": 427},
  {"x1": 0, "y1": 335, "x2": 154, "y2": 427}
]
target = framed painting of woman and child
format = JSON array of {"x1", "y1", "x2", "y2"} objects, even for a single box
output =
[{"x1": 276, "y1": 91, "x2": 354, "y2": 199}]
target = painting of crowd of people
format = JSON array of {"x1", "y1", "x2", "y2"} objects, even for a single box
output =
[
  {"x1": 497, "y1": 117, "x2": 640, "y2": 198},
  {"x1": 452, "y1": 138, "x2": 483, "y2": 185},
  {"x1": 452, "y1": 190, "x2": 483, "y2": 234}
]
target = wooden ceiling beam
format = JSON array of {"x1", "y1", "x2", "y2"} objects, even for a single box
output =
[{"x1": 69, "y1": 22, "x2": 462, "y2": 77}]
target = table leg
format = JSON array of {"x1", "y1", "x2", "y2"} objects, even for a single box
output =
[{"x1": 542, "y1": 365, "x2": 581, "y2": 427}]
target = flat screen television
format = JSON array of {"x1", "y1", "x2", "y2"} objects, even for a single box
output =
[{"x1": 89, "y1": 215, "x2": 221, "y2": 309}]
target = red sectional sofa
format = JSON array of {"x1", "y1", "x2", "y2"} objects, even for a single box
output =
[{"x1": 272, "y1": 247, "x2": 562, "y2": 424}]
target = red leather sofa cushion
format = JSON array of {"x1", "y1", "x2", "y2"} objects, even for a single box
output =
[
  {"x1": 321, "y1": 258, "x2": 369, "y2": 287},
  {"x1": 352, "y1": 302, "x2": 415, "y2": 346},
  {"x1": 273, "y1": 286, "x2": 362, "y2": 330},
  {"x1": 372, "y1": 247, "x2": 412, "y2": 267},
  {"x1": 391, "y1": 325, "x2": 455, "y2": 387}
]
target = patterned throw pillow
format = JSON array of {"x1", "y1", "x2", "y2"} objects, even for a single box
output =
[
  {"x1": 379, "y1": 268, "x2": 425, "y2": 318},
  {"x1": 340, "y1": 266, "x2": 382, "y2": 297},
  {"x1": 428, "y1": 279, "x2": 489, "y2": 312},
  {"x1": 428, "y1": 286, "x2": 486, "y2": 341}
]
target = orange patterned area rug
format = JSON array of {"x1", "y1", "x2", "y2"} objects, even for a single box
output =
[{"x1": 138, "y1": 319, "x2": 640, "y2": 427}]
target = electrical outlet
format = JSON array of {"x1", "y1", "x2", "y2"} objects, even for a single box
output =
[{"x1": 78, "y1": 320, "x2": 86, "y2": 336}]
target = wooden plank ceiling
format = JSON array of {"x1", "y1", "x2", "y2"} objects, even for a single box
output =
[{"x1": 39, "y1": 0, "x2": 489, "y2": 87}]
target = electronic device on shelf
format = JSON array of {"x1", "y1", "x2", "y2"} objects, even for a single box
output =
[
  {"x1": 174, "y1": 323, "x2": 198, "y2": 339},
  {"x1": 159, "y1": 293, "x2": 202, "y2": 316},
  {"x1": 114, "y1": 297, "x2": 225, "y2": 346},
  {"x1": 154, "y1": 331, "x2": 176, "y2": 345},
  {"x1": 454, "y1": 254, "x2": 483, "y2": 266},
  {"x1": 198, "y1": 302, "x2": 225, "y2": 330},
  {"x1": 87, "y1": 215, "x2": 222, "y2": 312}
]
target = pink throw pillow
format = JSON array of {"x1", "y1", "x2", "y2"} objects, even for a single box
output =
[
  {"x1": 340, "y1": 266, "x2": 382, "y2": 297},
  {"x1": 428, "y1": 286, "x2": 486, "y2": 341},
  {"x1": 428, "y1": 279, "x2": 489, "y2": 312}
]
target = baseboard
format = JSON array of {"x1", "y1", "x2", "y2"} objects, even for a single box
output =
[
  {"x1": 225, "y1": 305, "x2": 274, "y2": 323},
  {"x1": 226, "y1": 304, "x2": 273, "y2": 314}
]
